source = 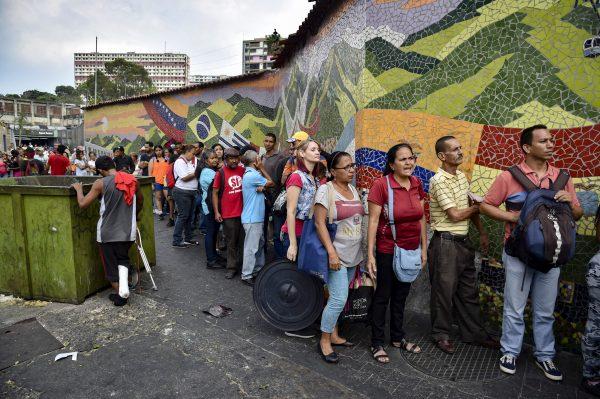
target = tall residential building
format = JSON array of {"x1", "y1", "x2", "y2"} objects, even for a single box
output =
[
  {"x1": 242, "y1": 38, "x2": 274, "y2": 74},
  {"x1": 189, "y1": 74, "x2": 228, "y2": 84},
  {"x1": 74, "y1": 52, "x2": 190, "y2": 91}
]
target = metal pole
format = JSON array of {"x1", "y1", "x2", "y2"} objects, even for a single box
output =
[{"x1": 94, "y1": 36, "x2": 98, "y2": 104}]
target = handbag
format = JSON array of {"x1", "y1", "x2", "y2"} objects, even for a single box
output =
[
  {"x1": 386, "y1": 175, "x2": 422, "y2": 283},
  {"x1": 340, "y1": 267, "x2": 374, "y2": 323},
  {"x1": 297, "y1": 182, "x2": 337, "y2": 283}
]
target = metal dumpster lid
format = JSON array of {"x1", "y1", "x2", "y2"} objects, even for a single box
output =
[{"x1": 253, "y1": 259, "x2": 324, "y2": 332}]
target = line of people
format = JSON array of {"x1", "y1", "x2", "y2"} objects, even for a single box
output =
[{"x1": 156, "y1": 125, "x2": 596, "y2": 392}]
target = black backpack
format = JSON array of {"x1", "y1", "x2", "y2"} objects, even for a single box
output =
[
  {"x1": 505, "y1": 166, "x2": 576, "y2": 272},
  {"x1": 205, "y1": 168, "x2": 225, "y2": 215}
]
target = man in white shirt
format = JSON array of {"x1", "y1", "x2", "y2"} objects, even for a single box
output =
[{"x1": 172, "y1": 144, "x2": 199, "y2": 248}]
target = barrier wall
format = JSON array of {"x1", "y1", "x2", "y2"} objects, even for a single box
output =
[{"x1": 84, "y1": 0, "x2": 600, "y2": 350}]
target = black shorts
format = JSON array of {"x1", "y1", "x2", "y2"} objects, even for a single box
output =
[{"x1": 99, "y1": 242, "x2": 133, "y2": 282}]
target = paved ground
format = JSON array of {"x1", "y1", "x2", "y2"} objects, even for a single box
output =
[{"x1": 0, "y1": 219, "x2": 594, "y2": 398}]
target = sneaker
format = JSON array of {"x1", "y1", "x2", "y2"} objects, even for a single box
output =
[
  {"x1": 158, "y1": 215, "x2": 164, "y2": 221},
  {"x1": 242, "y1": 277, "x2": 255, "y2": 287},
  {"x1": 167, "y1": 218, "x2": 175, "y2": 227},
  {"x1": 285, "y1": 327, "x2": 317, "y2": 339},
  {"x1": 183, "y1": 240, "x2": 200, "y2": 246},
  {"x1": 535, "y1": 359, "x2": 563, "y2": 381},
  {"x1": 172, "y1": 243, "x2": 189, "y2": 249},
  {"x1": 109, "y1": 293, "x2": 128, "y2": 307},
  {"x1": 499, "y1": 354, "x2": 516, "y2": 375}
]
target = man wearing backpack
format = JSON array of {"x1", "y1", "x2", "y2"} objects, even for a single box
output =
[
  {"x1": 213, "y1": 147, "x2": 245, "y2": 279},
  {"x1": 481, "y1": 124, "x2": 583, "y2": 381}
]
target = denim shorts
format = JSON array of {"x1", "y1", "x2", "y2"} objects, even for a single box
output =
[{"x1": 153, "y1": 183, "x2": 164, "y2": 191}]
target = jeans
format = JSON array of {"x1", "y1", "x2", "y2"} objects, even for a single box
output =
[
  {"x1": 242, "y1": 223, "x2": 265, "y2": 279},
  {"x1": 371, "y1": 251, "x2": 412, "y2": 347},
  {"x1": 428, "y1": 233, "x2": 487, "y2": 342},
  {"x1": 501, "y1": 251, "x2": 560, "y2": 361},
  {"x1": 204, "y1": 213, "x2": 221, "y2": 263},
  {"x1": 172, "y1": 187, "x2": 197, "y2": 245},
  {"x1": 321, "y1": 266, "x2": 356, "y2": 333},
  {"x1": 222, "y1": 217, "x2": 244, "y2": 271},
  {"x1": 272, "y1": 213, "x2": 285, "y2": 259}
]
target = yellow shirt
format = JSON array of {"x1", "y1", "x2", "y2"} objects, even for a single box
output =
[{"x1": 428, "y1": 168, "x2": 470, "y2": 235}]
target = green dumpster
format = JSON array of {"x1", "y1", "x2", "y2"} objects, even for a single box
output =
[{"x1": 0, "y1": 175, "x2": 155, "y2": 304}]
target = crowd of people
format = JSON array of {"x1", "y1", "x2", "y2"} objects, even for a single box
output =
[
  {"x1": 4, "y1": 125, "x2": 598, "y2": 395},
  {"x1": 0, "y1": 144, "x2": 99, "y2": 177}
]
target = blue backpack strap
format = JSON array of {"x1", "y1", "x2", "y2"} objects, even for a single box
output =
[
  {"x1": 505, "y1": 165, "x2": 537, "y2": 211},
  {"x1": 386, "y1": 175, "x2": 396, "y2": 242}
]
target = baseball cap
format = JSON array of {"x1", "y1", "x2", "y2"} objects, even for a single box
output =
[
  {"x1": 223, "y1": 147, "x2": 240, "y2": 158},
  {"x1": 286, "y1": 131, "x2": 309, "y2": 143}
]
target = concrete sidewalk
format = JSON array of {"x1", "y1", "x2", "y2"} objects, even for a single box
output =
[{"x1": 0, "y1": 220, "x2": 594, "y2": 398}]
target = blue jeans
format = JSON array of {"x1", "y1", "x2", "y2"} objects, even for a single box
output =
[
  {"x1": 204, "y1": 213, "x2": 221, "y2": 263},
  {"x1": 321, "y1": 266, "x2": 356, "y2": 333},
  {"x1": 501, "y1": 251, "x2": 560, "y2": 361},
  {"x1": 172, "y1": 188, "x2": 197, "y2": 245},
  {"x1": 272, "y1": 213, "x2": 285, "y2": 259}
]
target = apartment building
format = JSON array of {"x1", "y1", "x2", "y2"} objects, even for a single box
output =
[
  {"x1": 242, "y1": 38, "x2": 274, "y2": 74},
  {"x1": 74, "y1": 52, "x2": 190, "y2": 91},
  {"x1": 189, "y1": 74, "x2": 228, "y2": 84}
]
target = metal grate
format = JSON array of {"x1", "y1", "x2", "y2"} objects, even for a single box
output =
[{"x1": 400, "y1": 336, "x2": 506, "y2": 382}]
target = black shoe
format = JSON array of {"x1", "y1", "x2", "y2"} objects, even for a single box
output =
[
  {"x1": 206, "y1": 260, "x2": 225, "y2": 269},
  {"x1": 167, "y1": 218, "x2": 175, "y2": 227},
  {"x1": 172, "y1": 243, "x2": 189, "y2": 249},
  {"x1": 581, "y1": 378, "x2": 600, "y2": 397},
  {"x1": 225, "y1": 270, "x2": 237, "y2": 279},
  {"x1": 317, "y1": 343, "x2": 339, "y2": 364},
  {"x1": 242, "y1": 277, "x2": 255, "y2": 287},
  {"x1": 110, "y1": 294, "x2": 127, "y2": 306}
]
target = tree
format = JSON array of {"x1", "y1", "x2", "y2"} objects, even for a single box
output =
[
  {"x1": 3, "y1": 94, "x2": 20, "y2": 99},
  {"x1": 77, "y1": 70, "x2": 117, "y2": 105},
  {"x1": 55, "y1": 85, "x2": 81, "y2": 105},
  {"x1": 21, "y1": 90, "x2": 57, "y2": 102},
  {"x1": 265, "y1": 29, "x2": 283, "y2": 56},
  {"x1": 104, "y1": 58, "x2": 155, "y2": 98}
]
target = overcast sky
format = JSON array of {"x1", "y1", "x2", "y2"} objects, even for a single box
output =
[{"x1": 0, "y1": 0, "x2": 314, "y2": 95}]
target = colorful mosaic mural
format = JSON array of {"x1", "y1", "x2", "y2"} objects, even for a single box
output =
[{"x1": 84, "y1": 0, "x2": 600, "y2": 350}]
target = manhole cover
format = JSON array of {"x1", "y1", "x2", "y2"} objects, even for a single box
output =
[{"x1": 400, "y1": 336, "x2": 506, "y2": 382}]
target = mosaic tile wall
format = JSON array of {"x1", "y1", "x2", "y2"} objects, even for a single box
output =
[{"x1": 84, "y1": 0, "x2": 600, "y2": 350}]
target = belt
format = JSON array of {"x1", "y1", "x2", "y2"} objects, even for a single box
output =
[{"x1": 434, "y1": 231, "x2": 468, "y2": 242}]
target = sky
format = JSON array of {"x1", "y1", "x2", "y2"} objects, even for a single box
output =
[{"x1": 0, "y1": 0, "x2": 314, "y2": 95}]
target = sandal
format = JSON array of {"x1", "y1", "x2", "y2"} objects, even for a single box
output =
[
  {"x1": 371, "y1": 346, "x2": 390, "y2": 364},
  {"x1": 392, "y1": 339, "x2": 421, "y2": 354}
]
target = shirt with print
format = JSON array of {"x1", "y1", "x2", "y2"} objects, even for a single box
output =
[
  {"x1": 73, "y1": 159, "x2": 88, "y2": 176},
  {"x1": 429, "y1": 168, "x2": 471, "y2": 235},
  {"x1": 368, "y1": 175, "x2": 425, "y2": 254},
  {"x1": 281, "y1": 172, "x2": 308, "y2": 237},
  {"x1": 213, "y1": 165, "x2": 245, "y2": 219},
  {"x1": 484, "y1": 161, "x2": 580, "y2": 242},
  {"x1": 242, "y1": 167, "x2": 268, "y2": 224},
  {"x1": 315, "y1": 183, "x2": 365, "y2": 268}
]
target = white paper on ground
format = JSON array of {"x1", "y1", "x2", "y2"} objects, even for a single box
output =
[{"x1": 54, "y1": 352, "x2": 78, "y2": 361}]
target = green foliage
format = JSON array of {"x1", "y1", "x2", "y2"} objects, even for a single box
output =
[
  {"x1": 104, "y1": 58, "x2": 155, "y2": 99},
  {"x1": 77, "y1": 71, "x2": 117, "y2": 104},
  {"x1": 21, "y1": 90, "x2": 57, "y2": 102},
  {"x1": 55, "y1": 85, "x2": 81, "y2": 105},
  {"x1": 265, "y1": 29, "x2": 282, "y2": 56}
]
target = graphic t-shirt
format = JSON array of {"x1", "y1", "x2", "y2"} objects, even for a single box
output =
[
  {"x1": 48, "y1": 154, "x2": 70, "y2": 176},
  {"x1": 314, "y1": 183, "x2": 365, "y2": 267},
  {"x1": 213, "y1": 165, "x2": 245, "y2": 219}
]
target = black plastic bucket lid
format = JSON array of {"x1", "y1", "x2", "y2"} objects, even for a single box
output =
[{"x1": 253, "y1": 259, "x2": 324, "y2": 331}]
